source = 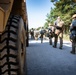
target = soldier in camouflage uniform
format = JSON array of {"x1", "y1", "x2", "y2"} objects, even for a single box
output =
[
  {"x1": 53, "y1": 16, "x2": 64, "y2": 49},
  {"x1": 48, "y1": 23, "x2": 55, "y2": 45},
  {"x1": 70, "y1": 14, "x2": 76, "y2": 54},
  {"x1": 48, "y1": 23, "x2": 52, "y2": 45},
  {"x1": 30, "y1": 28, "x2": 34, "y2": 39},
  {"x1": 40, "y1": 27, "x2": 45, "y2": 43}
]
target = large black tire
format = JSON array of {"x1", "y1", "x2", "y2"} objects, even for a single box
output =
[
  {"x1": 24, "y1": 22, "x2": 29, "y2": 47},
  {"x1": 26, "y1": 25, "x2": 29, "y2": 47},
  {"x1": 26, "y1": 31, "x2": 29, "y2": 47},
  {"x1": 0, "y1": 15, "x2": 26, "y2": 75}
]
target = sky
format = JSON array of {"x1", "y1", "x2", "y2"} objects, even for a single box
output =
[{"x1": 26, "y1": 0, "x2": 54, "y2": 29}]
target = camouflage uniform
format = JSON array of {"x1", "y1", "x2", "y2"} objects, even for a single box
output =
[
  {"x1": 34, "y1": 30, "x2": 40, "y2": 40},
  {"x1": 53, "y1": 17, "x2": 64, "y2": 49},
  {"x1": 40, "y1": 27, "x2": 45, "y2": 43},
  {"x1": 48, "y1": 25, "x2": 55, "y2": 45},
  {"x1": 30, "y1": 28, "x2": 34, "y2": 39},
  {"x1": 48, "y1": 26, "x2": 52, "y2": 45},
  {"x1": 70, "y1": 14, "x2": 76, "y2": 54}
]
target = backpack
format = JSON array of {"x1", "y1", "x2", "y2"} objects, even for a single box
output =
[{"x1": 40, "y1": 30, "x2": 44, "y2": 34}]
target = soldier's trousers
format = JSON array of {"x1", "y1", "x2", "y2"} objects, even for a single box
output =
[
  {"x1": 41, "y1": 34, "x2": 44, "y2": 43},
  {"x1": 54, "y1": 30, "x2": 63, "y2": 48},
  {"x1": 72, "y1": 41, "x2": 75, "y2": 53},
  {"x1": 49, "y1": 37, "x2": 52, "y2": 45}
]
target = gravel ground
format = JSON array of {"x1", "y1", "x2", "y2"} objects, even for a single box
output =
[{"x1": 26, "y1": 39, "x2": 76, "y2": 75}]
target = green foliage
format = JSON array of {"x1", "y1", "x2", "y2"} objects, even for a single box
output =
[
  {"x1": 45, "y1": 0, "x2": 76, "y2": 26},
  {"x1": 36, "y1": 27, "x2": 41, "y2": 30},
  {"x1": 44, "y1": 22, "x2": 48, "y2": 29}
]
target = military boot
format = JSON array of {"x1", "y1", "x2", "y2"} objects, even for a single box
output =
[
  {"x1": 70, "y1": 42, "x2": 75, "y2": 54},
  {"x1": 59, "y1": 37, "x2": 63, "y2": 49},
  {"x1": 53, "y1": 34, "x2": 58, "y2": 48}
]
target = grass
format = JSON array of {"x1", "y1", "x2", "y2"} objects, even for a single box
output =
[{"x1": 63, "y1": 34, "x2": 70, "y2": 41}]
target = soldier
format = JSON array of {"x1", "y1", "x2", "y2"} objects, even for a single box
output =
[
  {"x1": 48, "y1": 23, "x2": 53, "y2": 45},
  {"x1": 53, "y1": 16, "x2": 64, "y2": 49},
  {"x1": 70, "y1": 14, "x2": 76, "y2": 54},
  {"x1": 40, "y1": 27, "x2": 45, "y2": 43},
  {"x1": 30, "y1": 28, "x2": 34, "y2": 39},
  {"x1": 34, "y1": 29, "x2": 40, "y2": 40}
]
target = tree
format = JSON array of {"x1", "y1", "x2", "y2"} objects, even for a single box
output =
[
  {"x1": 44, "y1": 22, "x2": 48, "y2": 29},
  {"x1": 44, "y1": 0, "x2": 76, "y2": 33},
  {"x1": 49, "y1": 0, "x2": 76, "y2": 26}
]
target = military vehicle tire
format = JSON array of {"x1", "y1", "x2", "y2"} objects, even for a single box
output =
[{"x1": 0, "y1": 15, "x2": 26, "y2": 75}]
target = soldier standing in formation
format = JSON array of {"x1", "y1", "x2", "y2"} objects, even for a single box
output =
[
  {"x1": 48, "y1": 23, "x2": 55, "y2": 45},
  {"x1": 30, "y1": 28, "x2": 34, "y2": 39},
  {"x1": 53, "y1": 16, "x2": 64, "y2": 49},
  {"x1": 70, "y1": 14, "x2": 76, "y2": 54},
  {"x1": 40, "y1": 27, "x2": 45, "y2": 43}
]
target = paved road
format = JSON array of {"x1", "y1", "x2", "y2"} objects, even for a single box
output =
[{"x1": 26, "y1": 39, "x2": 76, "y2": 75}]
